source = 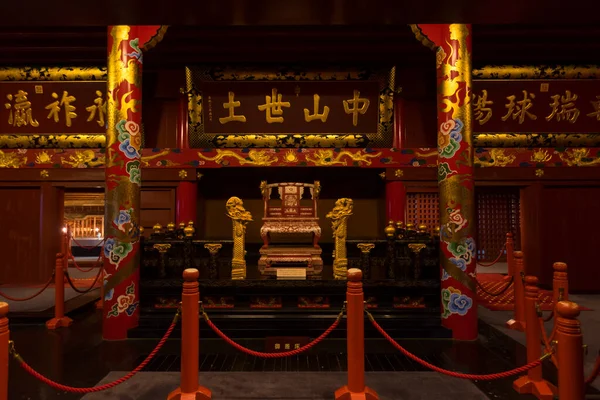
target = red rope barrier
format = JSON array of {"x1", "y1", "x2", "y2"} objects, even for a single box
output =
[
  {"x1": 67, "y1": 253, "x2": 97, "y2": 273},
  {"x1": 64, "y1": 266, "x2": 103, "y2": 295},
  {"x1": 10, "y1": 310, "x2": 179, "y2": 394},
  {"x1": 70, "y1": 237, "x2": 105, "y2": 250},
  {"x1": 201, "y1": 307, "x2": 343, "y2": 358},
  {"x1": 541, "y1": 309, "x2": 554, "y2": 323},
  {"x1": 476, "y1": 275, "x2": 514, "y2": 297},
  {"x1": 586, "y1": 353, "x2": 600, "y2": 386},
  {"x1": 367, "y1": 311, "x2": 550, "y2": 380},
  {"x1": 538, "y1": 316, "x2": 558, "y2": 367},
  {"x1": 477, "y1": 245, "x2": 506, "y2": 267},
  {"x1": 0, "y1": 273, "x2": 55, "y2": 302}
]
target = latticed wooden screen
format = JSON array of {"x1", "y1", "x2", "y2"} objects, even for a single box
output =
[
  {"x1": 406, "y1": 193, "x2": 440, "y2": 233},
  {"x1": 406, "y1": 189, "x2": 521, "y2": 262},
  {"x1": 476, "y1": 189, "x2": 521, "y2": 262}
]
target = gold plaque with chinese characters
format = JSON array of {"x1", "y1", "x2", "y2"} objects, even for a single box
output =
[
  {"x1": 472, "y1": 80, "x2": 600, "y2": 133},
  {"x1": 185, "y1": 66, "x2": 396, "y2": 148},
  {"x1": 0, "y1": 67, "x2": 107, "y2": 149}
]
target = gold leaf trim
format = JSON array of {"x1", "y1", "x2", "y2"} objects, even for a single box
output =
[
  {"x1": 408, "y1": 24, "x2": 437, "y2": 51},
  {"x1": 0, "y1": 66, "x2": 106, "y2": 81},
  {"x1": 473, "y1": 65, "x2": 600, "y2": 80},
  {"x1": 0, "y1": 135, "x2": 105, "y2": 149},
  {"x1": 141, "y1": 26, "x2": 169, "y2": 51},
  {"x1": 474, "y1": 133, "x2": 600, "y2": 148}
]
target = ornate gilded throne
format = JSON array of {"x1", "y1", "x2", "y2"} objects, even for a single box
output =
[{"x1": 258, "y1": 181, "x2": 323, "y2": 277}]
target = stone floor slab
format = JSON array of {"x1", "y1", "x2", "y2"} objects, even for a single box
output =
[{"x1": 82, "y1": 371, "x2": 489, "y2": 400}]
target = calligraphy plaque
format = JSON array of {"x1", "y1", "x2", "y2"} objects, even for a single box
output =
[
  {"x1": 201, "y1": 81, "x2": 379, "y2": 135},
  {"x1": 472, "y1": 80, "x2": 600, "y2": 133},
  {"x1": 0, "y1": 81, "x2": 106, "y2": 134},
  {"x1": 0, "y1": 67, "x2": 107, "y2": 149},
  {"x1": 186, "y1": 66, "x2": 396, "y2": 148}
]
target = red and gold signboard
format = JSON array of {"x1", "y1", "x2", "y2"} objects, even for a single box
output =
[
  {"x1": 472, "y1": 80, "x2": 600, "y2": 133},
  {"x1": 0, "y1": 81, "x2": 106, "y2": 134},
  {"x1": 186, "y1": 66, "x2": 396, "y2": 148},
  {"x1": 201, "y1": 81, "x2": 380, "y2": 135}
]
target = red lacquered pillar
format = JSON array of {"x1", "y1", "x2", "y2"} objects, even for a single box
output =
[
  {"x1": 0, "y1": 302, "x2": 8, "y2": 400},
  {"x1": 414, "y1": 24, "x2": 477, "y2": 340},
  {"x1": 385, "y1": 180, "x2": 406, "y2": 223},
  {"x1": 386, "y1": 89, "x2": 407, "y2": 223},
  {"x1": 103, "y1": 25, "x2": 166, "y2": 340},
  {"x1": 176, "y1": 91, "x2": 198, "y2": 225},
  {"x1": 393, "y1": 97, "x2": 406, "y2": 149}
]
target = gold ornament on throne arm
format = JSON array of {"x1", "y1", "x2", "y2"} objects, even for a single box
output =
[
  {"x1": 326, "y1": 198, "x2": 353, "y2": 280},
  {"x1": 226, "y1": 196, "x2": 252, "y2": 280}
]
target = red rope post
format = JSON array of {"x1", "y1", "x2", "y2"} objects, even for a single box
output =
[
  {"x1": 503, "y1": 233, "x2": 514, "y2": 282},
  {"x1": 0, "y1": 302, "x2": 8, "y2": 400},
  {"x1": 555, "y1": 301, "x2": 584, "y2": 400},
  {"x1": 167, "y1": 269, "x2": 211, "y2": 400},
  {"x1": 335, "y1": 269, "x2": 378, "y2": 400},
  {"x1": 513, "y1": 276, "x2": 556, "y2": 399},
  {"x1": 46, "y1": 253, "x2": 73, "y2": 330},
  {"x1": 506, "y1": 251, "x2": 526, "y2": 332},
  {"x1": 552, "y1": 262, "x2": 568, "y2": 305},
  {"x1": 61, "y1": 227, "x2": 68, "y2": 258}
]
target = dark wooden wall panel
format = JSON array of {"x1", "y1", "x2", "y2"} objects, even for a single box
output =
[
  {"x1": 402, "y1": 100, "x2": 437, "y2": 148},
  {"x1": 0, "y1": 188, "x2": 43, "y2": 284},
  {"x1": 540, "y1": 186, "x2": 600, "y2": 292},
  {"x1": 141, "y1": 189, "x2": 176, "y2": 209},
  {"x1": 140, "y1": 187, "x2": 176, "y2": 234},
  {"x1": 39, "y1": 184, "x2": 64, "y2": 285},
  {"x1": 520, "y1": 183, "x2": 543, "y2": 283}
]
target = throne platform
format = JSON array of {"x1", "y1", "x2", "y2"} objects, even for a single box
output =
[{"x1": 258, "y1": 181, "x2": 323, "y2": 277}]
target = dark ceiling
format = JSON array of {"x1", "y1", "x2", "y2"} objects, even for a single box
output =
[
  {"x1": 0, "y1": 25, "x2": 599, "y2": 69},
  {"x1": 1, "y1": 0, "x2": 599, "y2": 25}
]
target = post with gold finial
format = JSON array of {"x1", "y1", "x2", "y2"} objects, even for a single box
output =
[
  {"x1": 335, "y1": 269, "x2": 378, "y2": 400},
  {"x1": 385, "y1": 221, "x2": 397, "y2": 279},
  {"x1": 46, "y1": 253, "x2": 73, "y2": 330},
  {"x1": 552, "y1": 262, "x2": 569, "y2": 306},
  {"x1": 555, "y1": 301, "x2": 584, "y2": 400},
  {"x1": 506, "y1": 251, "x2": 526, "y2": 332},
  {"x1": 512, "y1": 275, "x2": 556, "y2": 398},
  {"x1": 61, "y1": 226, "x2": 70, "y2": 266},
  {"x1": 503, "y1": 233, "x2": 514, "y2": 282},
  {"x1": 167, "y1": 269, "x2": 211, "y2": 400},
  {"x1": 184, "y1": 221, "x2": 196, "y2": 238},
  {"x1": 0, "y1": 302, "x2": 8, "y2": 400}
]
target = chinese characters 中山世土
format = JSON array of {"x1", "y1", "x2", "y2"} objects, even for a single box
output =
[{"x1": 217, "y1": 89, "x2": 370, "y2": 126}]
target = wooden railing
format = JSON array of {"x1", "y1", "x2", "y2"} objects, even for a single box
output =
[{"x1": 65, "y1": 215, "x2": 104, "y2": 239}]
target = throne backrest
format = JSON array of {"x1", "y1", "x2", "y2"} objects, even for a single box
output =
[{"x1": 261, "y1": 181, "x2": 320, "y2": 218}]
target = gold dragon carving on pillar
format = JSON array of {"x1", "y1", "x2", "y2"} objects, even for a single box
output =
[
  {"x1": 326, "y1": 198, "x2": 354, "y2": 280},
  {"x1": 226, "y1": 197, "x2": 253, "y2": 280}
]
